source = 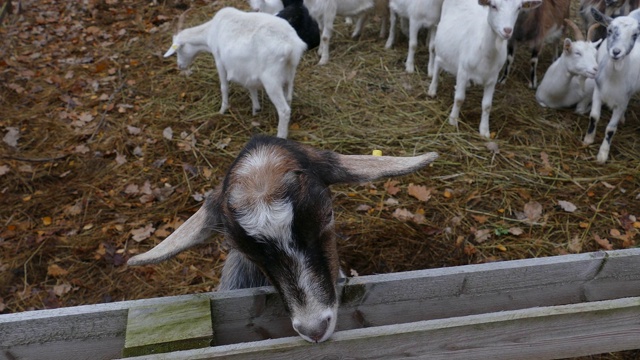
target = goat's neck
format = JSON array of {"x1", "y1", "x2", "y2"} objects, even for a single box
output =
[
  {"x1": 482, "y1": 25, "x2": 507, "y2": 61},
  {"x1": 179, "y1": 22, "x2": 212, "y2": 49}
]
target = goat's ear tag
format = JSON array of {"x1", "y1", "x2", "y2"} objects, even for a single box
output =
[{"x1": 171, "y1": 44, "x2": 179, "y2": 50}]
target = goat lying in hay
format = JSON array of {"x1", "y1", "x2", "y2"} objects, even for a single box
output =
[{"x1": 127, "y1": 135, "x2": 438, "y2": 343}]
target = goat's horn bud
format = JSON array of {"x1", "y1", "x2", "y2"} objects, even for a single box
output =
[{"x1": 564, "y1": 18, "x2": 585, "y2": 41}]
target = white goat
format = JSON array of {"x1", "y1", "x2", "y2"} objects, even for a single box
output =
[
  {"x1": 385, "y1": 0, "x2": 444, "y2": 75},
  {"x1": 128, "y1": 135, "x2": 439, "y2": 343},
  {"x1": 535, "y1": 21, "x2": 602, "y2": 114},
  {"x1": 248, "y1": 0, "x2": 284, "y2": 14},
  {"x1": 305, "y1": 0, "x2": 377, "y2": 65},
  {"x1": 583, "y1": 8, "x2": 640, "y2": 163},
  {"x1": 164, "y1": 7, "x2": 306, "y2": 139},
  {"x1": 428, "y1": 0, "x2": 542, "y2": 138}
]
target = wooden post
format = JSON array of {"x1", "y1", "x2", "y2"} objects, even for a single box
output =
[{"x1": 122, "y1": 298, "x2": 213, "y2": 357}]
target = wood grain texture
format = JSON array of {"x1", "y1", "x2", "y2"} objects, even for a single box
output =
[
  {"x1": 122, "y1": 298, "x2": 213, "y2": 357},
  {"x1": 1, "y1": 249, "x2": 639, "y2": 360},
  {"x1": 119, "y1": 297, "x2": 640, "y2": 360}
]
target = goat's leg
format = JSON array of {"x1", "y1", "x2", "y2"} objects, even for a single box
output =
[
  {"x1": 427, "y1": 58, "x2": 441, "y2": 98},
  {"x1": 498, "y1": 40, "x2": 515, "y2": 85},
  {"x1": 263, "y1": 78, "x2": 291, "y2": 138},
  {"x1": 596, "y1": 104, "x2": 626, "y2": 164},
  {"x1": 249, "y1": 88, "x2": 261, "y2": 115},
  {"x1": 318, "y1": 15, "x2": 334, "y2": 65},
  {"x1": 479, "y1": 80, "x2": 497, "y2": 138},
  {"x1": 352, "y1": 12, "x2": 369, "y2": 39},
  {"x1": 584, "y1": 87, "x2": 602, "y2": 145},
  {"x1": 427, "y1": 26, "x2": 437, "y2": 77},
  {"x1": 449, "y1": 69, "x2": 469, "y2": 129},
  {"x1": 218, "y1": 250, "x2": 269, "y2": 291},
  {"x1": 379, "y1": 9, "x2": 388, "y2": 39},
  {"x1": 384, "y1": 10, "x2": 397, "y2": 49},
  {"x1": 529, "y1": 46, "x2": 540, "y2": 89},
  {"x1": 405, "y1": 18, "x2": 420, "y2": 73},
  {"x1": 217, "y1": 66, "x2": 230, "y2": 114}
]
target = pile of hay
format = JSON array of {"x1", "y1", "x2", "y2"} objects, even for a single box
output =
[{"x1": 0, "y1": 1, "x2": 637, "y2": 358}]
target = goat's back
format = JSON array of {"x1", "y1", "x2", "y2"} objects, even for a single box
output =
[{"x1": 210, "y1": 8, "x2": 306, "y2": 87}]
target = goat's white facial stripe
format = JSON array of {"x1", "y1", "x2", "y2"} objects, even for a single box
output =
[{"x1": 235, "y1": 199, "x2": 294, "y2": 243}]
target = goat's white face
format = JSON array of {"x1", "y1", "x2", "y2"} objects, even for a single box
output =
[
  {"x1": 605, "y1": 17, "x2": 640, "y2": 61},
  {"x1": 126, "y1": 136, "x2": 438, "y2": 344},
  {"x1": 480, "y1": 0, "x2": 542, "y2": 40},
  {"x1": 164, "y1": 35, "x2": 200, "y2": 70},
  {"x1": 564, "y1": 39, "x2": 600, "y2": 79}
]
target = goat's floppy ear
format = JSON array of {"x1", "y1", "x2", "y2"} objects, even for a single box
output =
[
  {"x1": 127, "y1": 189, "x2": 223, "y2": 266},
  {"x1": 319, "y1": 151, "x2": 439, "y2": 185},
  {"x1": 164, "y1": 43, "x2": 181, "y2": 58},
  {"x1": 591, "y1": 7, "x2": 612, "y2": 28}
]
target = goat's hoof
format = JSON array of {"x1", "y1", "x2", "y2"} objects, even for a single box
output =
[
  {"x1": 252, "y1": 108, "x2": 261, "y2": 116},
  {"x1": 427, "y1": 91, "x2": 436, "y2": 99}
]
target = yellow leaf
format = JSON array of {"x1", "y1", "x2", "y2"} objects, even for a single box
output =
[
  {"x1": 633, "y1": 222, "x2": 640, "y2": 229},
  {"x1": 83, "y1": 223, "x2": 94, "y2": 230},
  {"x1": 47, "y1": 264, "x2": 69, "y2": 277},
  {"x1": 290, "y1": 123, "x2": 300, "y2": 130},
  {"x1": 496, "y1": 244, "x2": 507, "y2": 252},
  {"x1": 42, "y1": 217, "x2": 52, "y2": 226},
  {"x1": 443, "y1": 189, "x2": 453, "y2": 198},
  {"x1": 22, "y1": 195, "x2": 31, "y2": 202},
  {"x1": 579, "y1": 222, "x2": 589, "y2": 229}
]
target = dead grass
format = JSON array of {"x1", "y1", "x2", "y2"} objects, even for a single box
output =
[{"x1": 0, "y1": 0, "x2": 638, "y2": 358}]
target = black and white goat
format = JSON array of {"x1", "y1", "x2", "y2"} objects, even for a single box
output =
[
  {"x1": 583, "y1": 8, "x2": 640, "y2": 163},
  {"x1": 277, "y1": 0, "x2": 321, "y2": 50},
  {"x1": 428, "y1": 0, "x2": 542, "y2": 138},
  {"x1": 127, "y1": 135, "x2": 439, "y2": 343},
  {"x1": 535, "y1": 21, "x2": 602, "y2": 113},
  {"x1": 579, "y1": 0, "x2": 628, "y2": 36},
  {"x1": 498, "y1": 0, "x2": 571, "y2": 89},
  {"x1": 164, "y1": 7, "x2": 306, "y2": 139}
]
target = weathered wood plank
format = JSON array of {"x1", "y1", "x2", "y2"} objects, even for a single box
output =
[
  {"x1": 122, "y1": 298, "x2": 213, "y2": 357},
  {"x1": 1, "y1": 249, "x2": 639, "y2": 359},
  {"x1": 119, "y1": 297, "x2": 640, "y2": 360}
]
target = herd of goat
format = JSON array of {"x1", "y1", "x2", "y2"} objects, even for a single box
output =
[{"x1": 128, "y1": 0, "x2": 640, "y2": 344}]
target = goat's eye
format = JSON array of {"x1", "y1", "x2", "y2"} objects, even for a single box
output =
[
  {"x1": 491, "y1": 4, "x2": 497, "y2": 9},
  {"x1": 634, "y1": 34, "x2": 639, "y2": 41},
  {"x1": 575, "y1": 51, "x2": 582, "y2": 56}
]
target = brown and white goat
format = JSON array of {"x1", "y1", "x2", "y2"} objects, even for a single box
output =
[
  {"x1": 127, "y1": 135, "x2": 438, "y2": 343},
  {"x1": 498, "y1": 0, "x2": 571, "y2": 89},
  {"x1": 579, "y1": 0, "x2": 640, "y2": 42}
]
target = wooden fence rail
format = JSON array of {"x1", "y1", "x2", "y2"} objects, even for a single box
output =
[{"x1": 1, "y1": 248, "x2": 639, "y2": 360}]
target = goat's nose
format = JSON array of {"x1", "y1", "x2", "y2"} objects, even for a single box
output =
[
  {"x1": 503, "y1": 27, "x2": 513, "y2": 36},
  {"x1": 612, "y1": 48, "x2": 621, "y2": 57},
  {"x1": 293, "y1": 316, "x2": 331, "y2": 343}
]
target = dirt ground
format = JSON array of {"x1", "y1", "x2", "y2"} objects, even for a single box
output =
[{"x1": 1, "y1": 0, "x2": 639, "y2": 358}]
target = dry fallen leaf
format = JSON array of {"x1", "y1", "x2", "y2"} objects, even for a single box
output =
[
  {"x1": 557, "y1": 200, "x2": 577, "y2": 213},
  {"x1": 522, "y1": 201, "x2": 543, "y2": 223},
  {"x1": 162, "y1": 127, "x2": 173, "y2": 140},
  {"x1": 53, "y1": 283, "x2": 72, "y2": 297},
  {"x1": 3, "y1": 127, "x2": 20, "y2": 147},
  {"x1": 115, "y1": 151, "x2": 127, "y2": 165},
  {"x1": 392, "y1": 208, "x2": 414, "y2": 222},
  {"x1": 356, "y1": 204, "x2": 372, "y2": 212},
  {"x1": 42, "y1": 216, "x2": 53, "y2": 226},
  {"x1": 568, "y1": 235, "x2": 582, "y2": 253},
  {"x1": 131, "y1": 223, "x2": 156, "y2": 242},
  {"x1": 474, "y1": 228, "x2": 492, "y2": 243},
  {"x1": 47, "y1": 264, "x2": 69, "y2": 277},
  {"x1": 471, "y1": 214, "x2": 489, "y2": 224},
  {"x1": 593, "y1": 234, "x2": 613, "y2": 250},
  {"x1": 509, "y1": 227, "x2": 524, "y2": 235},
  {"x1": 407, "y1": 184, "x2": 432, "y2": 202},
  {"x1": 0, "y1": 165, "x2": 9, "y2": 176},
  {"x1": 384, "y1": 180, "x2": 401, "y2": 196}
]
